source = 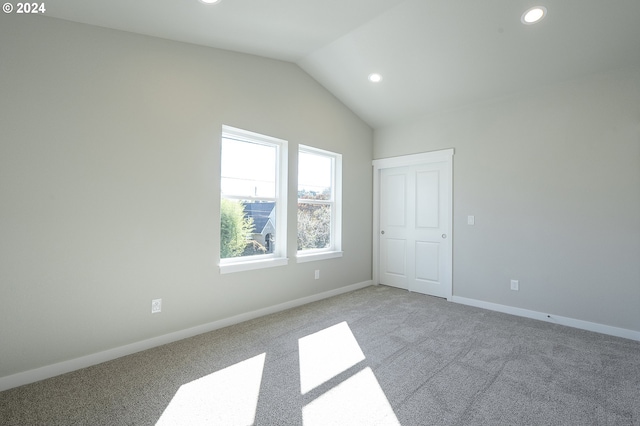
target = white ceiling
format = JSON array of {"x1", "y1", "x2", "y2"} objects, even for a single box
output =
[{"x1": 45, "y1": 0, "x2": 640, "y2": 129}]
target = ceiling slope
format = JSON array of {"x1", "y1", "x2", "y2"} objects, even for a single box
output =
[{"x1": 42, "y1": 0, "x2": 640, "y2": 128}]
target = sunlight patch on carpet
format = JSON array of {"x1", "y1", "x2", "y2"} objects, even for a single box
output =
[
  {"x1": 302, "y1": 367, "x2": 400, "y2": 426},
  {"x1": 298, "y1": 321, "x2": 366, "y2": 394},
  {"x1": 156, "y1": 352, "x2": 266, "y2": 426}
]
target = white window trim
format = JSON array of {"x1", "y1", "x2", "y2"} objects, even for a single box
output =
[
  {"x1": 296, "y1": 145, "x2": 342, "y2": 263},
  {"x1": 220, "y1": 257, "x2": 289, "y2": 274},
  {"x1": 219, "y1": 125, "x2": 288, "y2": 273},
  {"x1": 296, "y1": 250, "x2": 343, "y2": 263}
]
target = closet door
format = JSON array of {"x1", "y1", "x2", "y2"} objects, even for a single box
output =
[{"x1": 376, "y1": 152, "x2": 452, "y2": 299}]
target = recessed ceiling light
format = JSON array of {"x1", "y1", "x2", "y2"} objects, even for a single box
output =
[
  {"x1": 368, "y1": 73, "x2": 383, "y2": 83},
  {"x1": 521, "y1": 6, "x2": 547, "y2": 24},
  {"x1": 200, "y1": 0, "x2": 221, "y2": 4}
]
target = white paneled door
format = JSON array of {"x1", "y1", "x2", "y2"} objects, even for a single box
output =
[{"x1": 375, "y1": 151, "x2": 452, "y2": 299}]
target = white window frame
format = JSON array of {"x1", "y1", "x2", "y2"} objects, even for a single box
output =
[
  {"x1": 296, "y1": 145, "x2": 343, "y2": 263},
  {"x1": 219, "y1": 125, "x2": 288, "y2": 274}
]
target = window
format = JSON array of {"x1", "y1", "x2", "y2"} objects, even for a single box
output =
[
  {"x1": 219, "y1": 126, "x2": 288, "y2": 273},
  {"x1": 297, "y1": 145, "x2": 342, "y2": 262}
]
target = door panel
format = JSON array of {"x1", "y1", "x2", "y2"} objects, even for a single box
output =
[
  {"x1": 384, "y1": 174, "x2": 406, "y2": 226},
  {"x1": 385, "y1": 239, "x2": 406, "y2": 276},
  {"x1": 415, "y1": 241, "x2": 439, "y2": 282},
  {"x1": 415, "y1": 170, "x2": 439, "y2": 229},
  {"x1": 379, "y1": 238, "x2": 407, "y2": 289},
  {"x1": 379, "y1": 170, "x2": 409, "y2": 289}
]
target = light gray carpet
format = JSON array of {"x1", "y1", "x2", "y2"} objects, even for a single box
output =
[{"x1": 1, "y1": 285, "x2": 639, "y2": 425}]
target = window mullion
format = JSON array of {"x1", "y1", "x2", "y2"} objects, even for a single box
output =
[
  {"x1": 297, "y1": 199, "x2": 333, "y2": 205},
  {"x1": 225, "y1": 195, "x2": 277, "y2": 203}
]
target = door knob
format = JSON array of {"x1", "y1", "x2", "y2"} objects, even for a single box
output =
[
  {"x1": 381, "y1": 230, "x2": 385, "y2": 235},
  {"x1": 442, "y1": 234, "x2": 447, "y2": 239}
]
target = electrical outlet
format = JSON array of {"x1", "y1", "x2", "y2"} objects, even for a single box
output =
[
  {"x1": 510, "y1": 280, "x2": 519, "y2": 291},
  {"x1": 151, "y1": 298, "x2": 162, "y2": 313},
  {"x1": 314, "y1": 270, "x2": 320, "y2": 280}
]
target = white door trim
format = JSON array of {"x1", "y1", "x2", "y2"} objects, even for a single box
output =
[{"x1": 372, "y1": 149, "x2": 454, "y2": 298}]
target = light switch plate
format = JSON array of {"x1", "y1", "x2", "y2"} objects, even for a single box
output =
[{"x1": 467, "y1": 215, "x2": 475, "y2": 225}]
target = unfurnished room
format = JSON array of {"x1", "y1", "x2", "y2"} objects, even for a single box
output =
[{"x1": 0, "y1": 0, "x2": 639, "y2": 425}]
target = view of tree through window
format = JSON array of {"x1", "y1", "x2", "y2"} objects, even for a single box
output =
[
  {"x1": 298, "y1": 149, "x2": 335, "y2": 251},
  {"x1": 221, "y1": 132, "x2": 280, "y2": 260}
]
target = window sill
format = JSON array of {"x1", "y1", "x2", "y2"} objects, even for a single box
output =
[
  {"x1": 296, "y1": 250, "x2": 343, "y2": 263},
  {"x1": 220, "y1": 257, "x2": 288, "y2": 274}
]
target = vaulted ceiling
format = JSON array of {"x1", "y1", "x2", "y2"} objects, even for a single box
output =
[{"x1": 45, "y1": 0, "x2": 640, "y2": 129}]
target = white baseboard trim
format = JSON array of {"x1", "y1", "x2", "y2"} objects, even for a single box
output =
[
  {"x1": 0, "y1": 280, "x2": 373, "y2": 392},
  {"x1": 451, "y1": 296, "x2": 640, "y2": 342}
]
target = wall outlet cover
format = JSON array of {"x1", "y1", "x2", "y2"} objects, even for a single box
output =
[{"x1": 151, "y1": 299, "x2": 162, "y2": 313}]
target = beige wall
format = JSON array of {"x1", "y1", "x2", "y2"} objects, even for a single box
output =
[
  {"x1": 375, "y1": 67, "x2": 640, "y2": 332},
  {"x1": 0, "y1": 16, "x2": 373, "y2": 378}
]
